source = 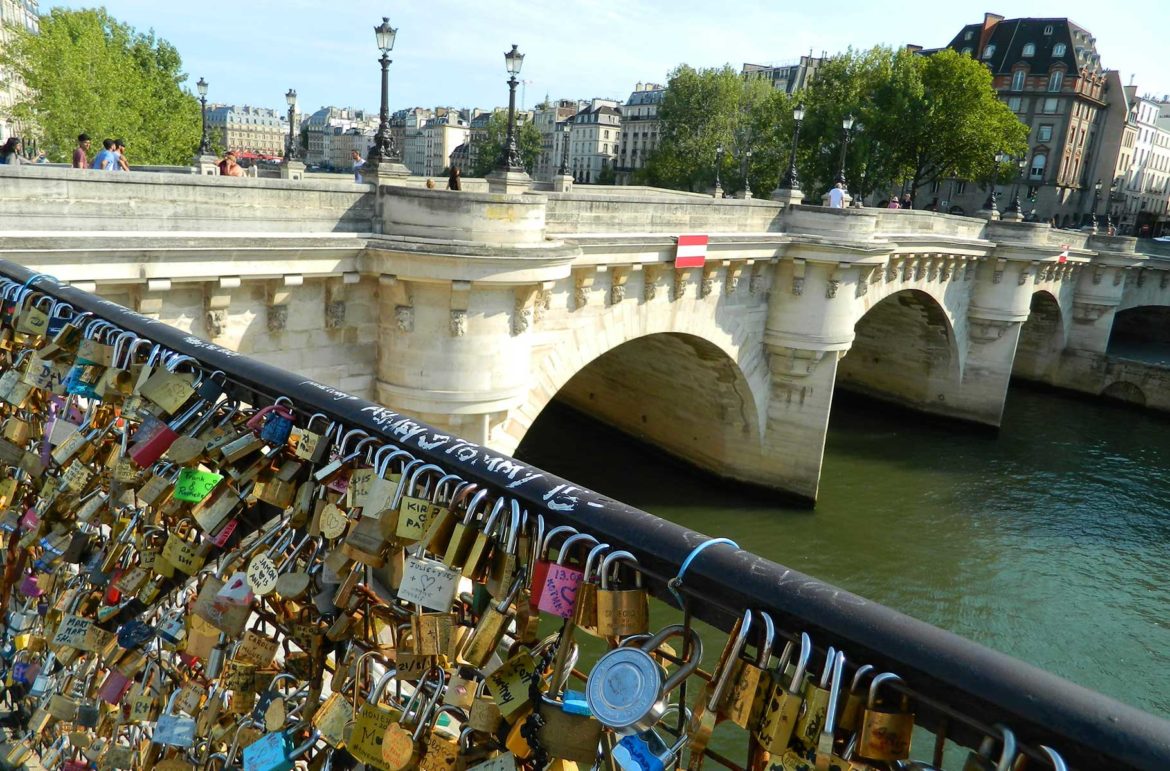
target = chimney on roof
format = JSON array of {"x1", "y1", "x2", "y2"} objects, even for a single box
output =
[
  {"x1": 979, "y1": 12, "x2": 1004, "y2": 58},
  {"x1": 636, "y1": 81, "x2": 643, "y2": 91}
]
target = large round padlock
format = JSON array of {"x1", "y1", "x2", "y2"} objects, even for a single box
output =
[{"x1": 585, "y1": 623, "x2": 702, "y2": 735}]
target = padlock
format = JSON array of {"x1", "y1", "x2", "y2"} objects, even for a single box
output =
[
  {"x1": 685, "y1": 609, "x2": 753, "y2": 769},
  {"x1": 128, "y1": 397, "x2": 208, "y2": 467},
  {"x1": 394, "y1": 461, "x2": 445, "y2": 544},
  {"x1": 793, "y1": 645, "x2": 839, "y2": 753},
  {"x1": 813, "y1": 650, "x2": 847, "y2": 771},
  {"x1": 721, "y1": 610, "x2": 775, "y2": 729},
  {"x1": 856, "y1": 672, "x2": 914, "y2": 762},
  {"x1": 614, "y1": 704, "x2": 692, "y2": 771},
  {"x1": 382, "y1": 666, "x2": 447, "y2": 771},
  {"x1": 243, "y1": 724, "x2": 322, "y2": 771},
  {"x1": 962, "y1": 725, "x2": 1017, "y2": 771},
  {"x1": 838, "y1": 663, "x2": 875, "y2": 733},
  {"x1": 572, "y1": 541, "x2": 610, "y2": 637},
  {"x1": 247, "y1": 396, "x2": 297, "y2": 446},
  {"x1": 459, "y1": 569, "x2": 525, "y2": 669},
  {"x1": 486, "y1": 499, "x2": 526, "y2": 599},
  {"x1": 442, "y1": 488, "x2": 489, "y2": 569},
  {"x1": 596, "y1": 549, "x2": 650, "y2": 638},
  {"x1": 1039, "y1": 745, "x2": 1069, "y2": 771},
  {"x1": 538, "y1": 530, "x2": 596, "y2": 618},
  {"x1": 153, "y1": 688, "x2": 198, "y2": 749},
  {"x1": 586, "y1": 624, "x2": 703, "y2": 735},
  {"x1": 419, "y1": 704, "x2": 468, "y2": 771},
  {"x1": 528, "y1": 524, "x2": 578, "y2": 611},
  {"x1": 535, "y1": 691, "x2": 605, "y2": 765}
]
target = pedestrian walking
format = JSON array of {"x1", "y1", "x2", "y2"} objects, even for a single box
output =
[
  {"x1": 73, "y1": 134, "x2": 91, "y2": 168},
  {"x1": 447, "y1": 166, "x2": 462, "y2": 191},
  {"x1": 351, "y1": 150, "x2": 364, "y2": 183},
  {"x1": 91, "y1": 139, "x2": 119, "y2": 171},
  {"x1": 0, "y1": 137, "x2": 23, "y2": 165},
  {"x1": 827, "y1": 181, "x2": 845, "y2": 208},
  {"x1": 113, "y1": 139, "x2": 130, "y2": 171}
]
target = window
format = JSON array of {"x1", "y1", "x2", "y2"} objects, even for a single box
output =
[
  {"x1": 965, "y1": 30, "x2": 973, "y2": 40},
  {"x1": 1044, "y1": 25, "x2": 1054, "y2": 35},
  {"x1": 1022, "y1": 43, "x2": 1035, "y2": 57},
  {"x1": 962, "y1": 47, "x2": 973, "y2": 56},
  {"x1": 1044, "y1": 97, "x2": 1059, "y2": 113},
  {"x1": 1053, "y1": 43, "x2": 1066, "y2": 56},
  {"x1": 1008, "y1": 96, "x2": 1022, "y2": 111},
  {"x1": 1049, "y1": 71, "x2": 1063, "y2": 92},
  {"x1": 983, "y1": 45, "x2": 996, "y2": 59},
  {"x1": 957, "y1": 181, "x2": 967, "y2": 194},
  {"x1": 1012, "y1": 70, "x2": 1026, "y2": 91},
  {"x1": 1038, "y1": 124, "x2": 1053, "y2": 141},
  {"x1": 1030, "y1": 153, "x2": 1047, "y2": 179},
  {"x1": 604, "y1": 130, "x2": 609, "y2": 139},
  {"x1": 930, "y1": 180, "x2": 941, "y2": 193}
]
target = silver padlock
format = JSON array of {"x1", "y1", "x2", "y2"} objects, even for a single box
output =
[{"x1": 585, "y1": 623, "x2": 702, "y2": 735}]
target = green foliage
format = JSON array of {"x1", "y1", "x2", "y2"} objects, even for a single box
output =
[
  {"x1": 470, "y1": 112, "x2": 542, "y2": 177},
  {"x1": 639, "y1": 65, "x2": 777, "y2": 193},
  {"x1": 596, "y1": 162, "x2": 616, "y2": 185},
  {"x1": 0, "y1": 8, "x2": 201, "y2": 164},
  {"x1": 643, "y1": 48, "x2": 1028, "y2": 202}
]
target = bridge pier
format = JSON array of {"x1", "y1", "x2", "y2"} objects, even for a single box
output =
[{"x1": 762, "y1": 346, "x2": 842, "y2": 503}]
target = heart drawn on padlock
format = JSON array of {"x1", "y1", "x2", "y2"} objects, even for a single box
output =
[{"x1": 559, "y1": 585, "x2": 576, "y2": 608}]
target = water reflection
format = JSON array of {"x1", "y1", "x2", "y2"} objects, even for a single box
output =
[{"x1": 515, "y1": 386, "x2": 1170, "y2": 719}]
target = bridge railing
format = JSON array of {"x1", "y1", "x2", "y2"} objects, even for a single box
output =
[{"x1": 3, "y1": 258, "x2": 1168, "y2": 769}]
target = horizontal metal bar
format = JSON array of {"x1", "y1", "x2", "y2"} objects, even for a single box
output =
[{"x1": 7, "y1": 260, "x2": 1170, "y2": 769}]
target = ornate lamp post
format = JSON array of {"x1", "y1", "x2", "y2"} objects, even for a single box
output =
[
  {"x1": 558, "y1": 122, "x2": 570, "y2": 176},
  {"x1": 741, "y1": 148, "x2": 753, "y2": 199},
  {"x1": 496, "y1": 44, "x2": 526, "y2": 172},
  {"x1": 196, "y1": 77, "x2": 211, "y2": 156},
  {"x1": 774, "y1": 103, "x2": 804, "y2": 196},
  {"x1": 1089, "y1": 178, "x2": 1103, "y2": 233},
  {"x1": 1105, "y1": 179, "x2": 1116, "y2": 233},
  {"x1": 713, "y1": 144, "x2": 724, "y2": 198},
  {"x1": 1005, "y1": 157, "x2": 1026, "y2": 220},
  {"x1": 283, "y1": 88, "x2": 298, "y2": 162},
  {"x1": 982, "y1": 152, "x2": 1006, "y2": 217},
  {"x1": 834, "y1": 114, "x2": 854, "y2": 188},
  {"x1": 365, "y1": 16, "x2": 398, "y2": 168}
]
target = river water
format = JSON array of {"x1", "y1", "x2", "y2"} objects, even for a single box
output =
[{"x1": 515, "y1": 385, "x2": 1170, "y2": 722}]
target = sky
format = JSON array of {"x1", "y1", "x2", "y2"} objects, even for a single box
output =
[{"x1": 49, "y1": 0, "x2": 1170, "y2": 115}]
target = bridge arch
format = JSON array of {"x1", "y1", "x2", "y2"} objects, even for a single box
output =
[
  {"x1": 1107, "y1": 306, "x2": 1170, "y2": 362},
  {"x1": 1013, "y1": 290, "x2": 1066, "y2": 382},
  {"x1": 836, "y1": 288, "x2": 961, "y2": 410},
  {"x1": 505, "y1": 301, "x2": 769, "y2": 484}
]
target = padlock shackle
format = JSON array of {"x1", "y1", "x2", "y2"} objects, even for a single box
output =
[
  {"x1": 707, "y1": 609, "x2": 752, "y2": 709},
  {"x1": 642, "y1": 623, "x2": 704, "y2": 695},
  {"x1": 850, "y1": 663, "x2": 876, "y2": 694},
  {"x1": 820, "y1": 645, "x2": 837, "y2": 689},
  {"x1": 823, "y1": 650, "x2": 847, "y2": 735},
  {"x1": 430, "y1": 472, "x2": 464, "y2": 504},
  {"x1": 337, "y1": 427, "x2": 370, "y2": 456},
  {"x1": 555, "y1": 532, "x2": 598, "y2": 565},
  {"x1": 599, "y1": 549, "x2": 641, "y2": 589},
  {"x1": 583, "y1": 542, "x2": 612, "y2": 582},
  {"x1": 984, "y1": 724, "x2": 1018, "y2": 771},
  {"x1": 867, "y1": 671, "x2": 904, "y2": 709},
  {"x1": 460, "y1": 488, "x2": 490, "y2": 525},
  {"x1": 1039, "y1": 745, "x2": 1068, "y2": 771},
  {"x1": 755, "y1": 610, "x2": 775, "y2": 668},
  {"x1": 790, "y1": 636, "x2": 809, "y2": 697},
  {"x1": 374, "y1": 445, "x2": 411, "y2": 475}
]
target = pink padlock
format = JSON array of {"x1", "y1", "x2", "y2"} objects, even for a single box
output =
[
  {"x1": 98, "y1": 664, "x2": 135, "y2": 704},
  {"x1": 20, "y1": 507, "x2": 39, "y2": 531},
  {"x1": 537, "y1": 533, "x2": 597, "y2": 619}
]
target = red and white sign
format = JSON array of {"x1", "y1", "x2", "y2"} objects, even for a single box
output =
[
  {"x1": 1058, "y1": 244, "x2": 1069, "y2": 263},
  {"x1": 675, "y1": 234, "x2": 709, "y2": 268}
]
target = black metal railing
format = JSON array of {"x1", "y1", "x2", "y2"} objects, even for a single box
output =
[{"x1": 4, "y1": 259, "x2": 1170, "y2": 769}]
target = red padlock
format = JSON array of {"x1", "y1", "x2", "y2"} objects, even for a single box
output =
[{"x1": 129, "y1": 399, "x2": 206, "y2": 467}]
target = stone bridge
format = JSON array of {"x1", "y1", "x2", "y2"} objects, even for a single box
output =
[{"x1": 2, "y1": 165, "x2": 1167, "y2": 503}]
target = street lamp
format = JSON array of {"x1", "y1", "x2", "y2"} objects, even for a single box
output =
[
  {"x1": 983, "y1": 152, "x2": 1006, "y2": 215},
  {"x1": 283, "y1": 88, "x2": 297, "y2": 162},
  {"x1": 742, "y1": 148, "x2": 753, "y2": 199},
  {"x1": 495, "y1": 44, "x2": 526, "y2": 172},
  {"x1": 366, "y1": 16, "x2": 398, "y2": 166},
  {"x1": 196, "y1": 77, "x2": 211, "y2": 156},
  {"x1": 714, "y1": 144, "x2": 724, "y2": 198},
  {"x1": 1090, "y1": 178, "x2": 1103, "y2": 233},
  {"x1": 834, "y1": 114, "x2": 854, "y2": 188},
  {"x1": 777, "y1": 103, "x2": 804, "y2": 192},
  {"x1": 558, "y1": 122, "x2": 570, "y2": 176},
  {"x1": 1006, "y1": 157, "x2": 1026, "y2": 217},
  {"x1": 1105, "y1": 179, "x2": 1116, "y2": 233}
]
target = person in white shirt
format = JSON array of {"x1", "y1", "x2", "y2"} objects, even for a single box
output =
[{"x1": 828, "y1": 182, "x2": 845, "y2": 208}]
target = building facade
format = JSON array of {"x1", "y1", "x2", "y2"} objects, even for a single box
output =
[
  {"x1": 569, "y1": 99, "x2": 621, "y2": 184},
  {"x1": 323, "y1": 126, "x2": 374, "y2": 172},
  {"x1": 1125, "y1": 96, "x2": 1170, "y2": 236},
  {"x1": 303, "y1": 107, "x2": 378, "y2": 167},
  {"x1": 533, "y1": 99, "x2": 580, "y2": 181},
  {"x1": 0, "y1": 0, "x2": 39, "y2": 143},
  {"x1": 742, "y1": 54, "x2": 824, "y2": 94},
  {"x1": 205, "y1": 104, "x2": 291, "y2": 159},
  {"x1": 932, "y1": 15, "x2": 1110, "y2": 225},
  {"x1": 614, "y1": 83, "x2": 664, "y2": 185}
]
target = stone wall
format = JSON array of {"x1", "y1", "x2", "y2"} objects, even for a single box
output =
[
  {"x1": 0, "y1": 165, "x2": 375, "y2": 233},
  {"x1": 545, "y1": 193, "x2": 784, "y2": 235}
]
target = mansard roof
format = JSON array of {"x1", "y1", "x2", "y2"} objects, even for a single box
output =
[{"x1": 947, "y1": 17, "x2": 1102, "y2": 75}]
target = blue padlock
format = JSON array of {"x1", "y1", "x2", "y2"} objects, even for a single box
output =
[{"x1": 242, "y1": 726, "x2": 320, "y2": 771}]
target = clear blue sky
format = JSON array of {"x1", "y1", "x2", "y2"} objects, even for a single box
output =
[{"x1": 50, "y1": 1, "x2": 1170, "y2": 115}]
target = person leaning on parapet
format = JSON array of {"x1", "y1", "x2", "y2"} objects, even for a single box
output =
[
  {"x1": 73, "y1": 134, "x2": 91, "y2": 168},
  {"x1": 91, "y1": 139, "x2": 119, "y2": 171},
  {"x1": 827, "y1": 181, "x2": 845, "y2": 208},
  {"x1": 218, "y1": 150, "x2": 245, "y2": 177},
  {"x1": 0, "y1": 137, "x2": 22, "y2": 165},
  {"x1": 351, "y1": 150, "x2": 364, "y2": 183},
  {"x1": 447, "y1": 166, "x2": 462, "y2": 191},
  {"x1": 113, "y1": 139, "x2": 130, "y2": 171}
]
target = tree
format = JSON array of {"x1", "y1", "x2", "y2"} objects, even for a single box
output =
[
  {"x1": 470, "y1": 112, "x2": 542, "y2": 178},
  {"x1": 796, "y1": 46, "x2": 1028, "y2": 201},
  {"x1": 638, "y1": 65, "x2": 775, "y2": 193},
  {"x1": 0, "y1": 8, "x2": 201, "y2": 164}
]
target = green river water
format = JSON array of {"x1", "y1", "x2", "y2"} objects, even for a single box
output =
[{"x1": 514, "y1": 385, "x2": 1170, "y2": 726}]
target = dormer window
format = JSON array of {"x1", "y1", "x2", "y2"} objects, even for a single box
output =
[
  {"x1": 965, "y1": 30, "x2": 974, "y2": 41},
  {"x1": 962, "y1": 47, "x2": 973, "y2": 56},
  {"x1": 1053, "y1": 42, "x2": 1066, "y2": 56},
  {"x1": 1044, "y1": 24, "x2": 1054, "y2": 35},
  {"x1": 983, "y1": 44, "x2": 996, "y2": 59},
  {"x1": 1022, "y1": 43, "x2": 1035, "y2": 57}
]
